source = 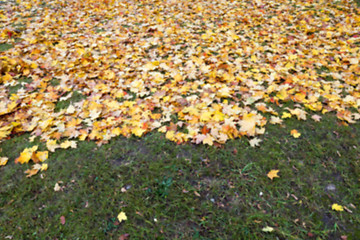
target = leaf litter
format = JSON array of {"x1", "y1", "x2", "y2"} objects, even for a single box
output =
[{"x1": 0, "y1": 0, "x2": 359, "y2": 173}]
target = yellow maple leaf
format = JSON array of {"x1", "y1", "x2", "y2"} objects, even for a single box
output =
[
  {"x1": 267, "y1": 169, "x2": 280, "y2": 180},
  {"x1": 240, "y1": 113, "x2": 256, "y2": 136},
  {"x1": 132, "y1": 127, "x2": 146, "y2": 137},
  {"x1": 290, "y1": 129, "x2": 301, "y2": 138},
  {"x1": 203, "y1": 134, "x2": 214, "y2": 146},
  {"x1": 31, "y1": 151, "x2": 48, "y2": 163},
  {"x1": 281, "y1": 112, "x2": 292, "y2": 119},
  {"x1": 47, "y1": 139, "x2": 59, "y2": 152},
  {"x1": 15, "y1": 146, "x2": 38, "y2": 164},
  {"x1": 0, "y1": 157, "x2": 8, "y2": 166},
  {"x1": 40, "y1": 163, "x2": 48, "y2": 171},
  {"x1": 117, "y1": 211, "x2": 127, "y2": 223},
  {"x1": 200, "y1": 111, "x2": 212, "y2": 122},
  {"x1": 25, "y1": 168, "x2": 39, "y2": 178},
  {"x1": 331, "y1": 203, "x2": 344, "y2": 212}
]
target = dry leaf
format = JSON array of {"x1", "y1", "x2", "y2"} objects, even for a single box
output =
[
  {"x1": 262, "y1": 226, "x2": 274, "y2": 232},
  {"x1": 290, "y1": 129, "x2": 301, "y2": 138},
  {"x1": 249, "y1": 138, "x2": 262, "y2": 147},
  {"x1": 54, "y1": 183, "x2": 61, "y2": 191},
  {"x1": 267, "y1": 170, "x2": 280, "y2": 180},
  {"x1": 60, "y1": 216, "x2": 66, "y2": 225},
  {"x1": 332, "y1": 203, "x2": 344, "y2": 212},
  {"x1": 117, "y1": 211, "x2": 127, "y2": 223},
  {"x1": 0, "y1": 157, "x2": 8, "y2": 166}
]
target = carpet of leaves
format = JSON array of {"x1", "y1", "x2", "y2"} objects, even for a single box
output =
[{"x1": 0, "y1": 0, "x2": 359, "y2": 170}]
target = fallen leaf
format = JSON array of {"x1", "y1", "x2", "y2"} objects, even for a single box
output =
[
  {"x1": 262, "y1": 226, "x2": 274, "y2": 232},
  {"x1": 311, "y1": 114, "x2": 322, "y2": 122},
  {"x1": 0, "y1": 157, "x2": 8, "y2": 166},
  {"x1": 267, "y1": 170, "x2": 280, "y2": 180},
  {"x1": 60, "y1": 215, "x2": 66, "y2": 225},
  {"x1": 117, "y1": 211, "x2": 127, "y2": 223},
  {"x1": 54, "y1": 183, "x2": 61, "y2": 191},
  {"x1": 290, "y1": 129, "x2": 301, "y2": 138},
  {"x1": 332, "y1": 203, "x2": 344, "y2": 211},
  {"x1": 249, "y1": 138, "x2": 262, "y2": 147},
  {"x1": 119, "y1": 233, "x2": 130, "y2": 240}
]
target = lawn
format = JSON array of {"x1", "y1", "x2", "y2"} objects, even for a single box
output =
[{"x1": 1, "y1": 0, "x2": 360, "y2": 239}]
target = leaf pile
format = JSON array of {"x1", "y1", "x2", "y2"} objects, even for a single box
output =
[{"x1": 0, "y1": 0, "x2": 359, "y2": 154}]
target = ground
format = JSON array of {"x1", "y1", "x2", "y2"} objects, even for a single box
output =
[{"x1": 1, "y1": 0, "x2": 360, "y2": 239}]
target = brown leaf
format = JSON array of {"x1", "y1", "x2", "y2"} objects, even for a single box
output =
[{"x1": 119, "y1": 234, "x2": 130, "y2": 240}]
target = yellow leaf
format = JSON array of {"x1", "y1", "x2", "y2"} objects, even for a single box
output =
[
  {"x1": 200, "y1": 111, "x2": 212, "y2": 122},
  {"x1": 290, "y1": 129, "x2": 301, "y2": 138},
  {"x1": 132, "y1": 127, "x2": 146, "y2": 137},
  {"x1": 267, "y1": 169, "x2": 280, "y2": 180},
  {"x1": 47, "y1": 139, "x2": 59, "y2": 152},
  {"x1": 40, "y1": 163, "x2": 48, "y2": 171},
  {"x1": 25, "y1": 167, "x2": 39, "y2": 178},
  {"x1": 262, "y1": 226, "x2": 274, "y2": 232},
  {"x1": 60, "y1": 140, "x2": 72, "y2": 149},
  {"x1": 174, "y1": 73, "x2": 182, "y2": 82},
  {"x1": 0, "y1": 157, "x2": 8, "y2": 166},
  {"x1": 213, "y1": 111, "x2": 225, "y2": 122},
  {"x1": 203, "y1": 134, "x2": 214, "y2": 146},
  {"x1": 15, "y1": 146, "x2": 38, "y2": 164},
  {"x1": 281, "y1": 112, "x2": 292, "y2": 119},
  {"x1": 117, "y1": 211, "x2": 127, "y2": 223},
  {"x1": 165, "y1": 130, "x2": 175, "y2": 141},
  {"x1": 251, "y1": 55, "x2": 258, "y2": 63},
  {"x1": 331, "y1": 203, "x2": 344, "y2": 212},
  {"x1": 32, "y1": 151, "x2": 48, "y2": 163},
  {"x1": 240, "y1": 113, "x2": 257, "y2": 136}
]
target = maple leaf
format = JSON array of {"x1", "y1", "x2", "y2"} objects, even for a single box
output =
[
  {"x1": 0, "y1": 157, "x2": 8, "y2": 166},
  {"x1": 31, "y1": 151, "x2": 48, "y2": 163},
  {"x1": 290, "y1": 129, "x2": 301, "y2": 138},
  {"x1": 270, "y1": 116, "x2": 283, "y2": 125},
  {"x1": 332, "y1": 203, "x2": 344, "y2": 212},
  {"x1": 47, "y1": 140, "x2": 59, "y2": 152},
  {"x1": 60, "y1": 140, "x2": 77, "y2": 149},
  {"x1": 40, "y1": 163, "x2": 48, "y2": 171},
  {"x1": 311, "y1": 114, "x2": 322, "y2": 122},
  {"x1": 117, "y1": 211, "x2": 127, "y2": 223},
  {"x1": 15, "y1": 146, "x2": 38, "y2": 164},
  {"x1": 281, "y1": 112, "x2": 292, "y2": 119},
  {"x1": 249, "y1": 138, "x2": 262, "y2": 147},
  {"x1": 24, "y1": 163, "x2": 42, "y2": 177},
  {"x1": 267, "y1": 170, "x2": 280, "y2": 180},
  {"x1": 202, "y1": 134, "x2": 214, "y2": 146},
  {"x1": 239, "y1": 113, "x2": 257, "y2": 136}
]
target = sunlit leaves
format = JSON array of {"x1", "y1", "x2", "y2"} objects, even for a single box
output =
[{"x1": 0, "y1": 0, "x2": 359, "y2": 168}]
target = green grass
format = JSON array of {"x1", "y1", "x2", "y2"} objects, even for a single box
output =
[
  {"x1": 1, "y1": 114, "x2": 359, "y2": 239},
  {"x1": 0, "y1": 43, "x2": 13, "y2": 52}
]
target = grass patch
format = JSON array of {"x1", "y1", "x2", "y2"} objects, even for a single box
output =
[
  {"x1": 1, "y1": 114, "x2": 359, "y2": 239},
  {"x1": 54, "y1": 91, "x2": 87, "y2": 112},
  {"x1": 0, "y1": 43, "x2": 13, "y2": 52},
  {"x1": 8, "y1": 77, "x2": 33, "y2": 95}
]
